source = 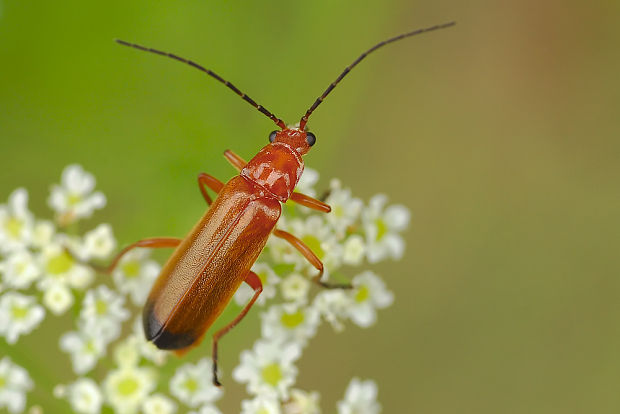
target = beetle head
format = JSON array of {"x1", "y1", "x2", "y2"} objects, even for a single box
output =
[{"x1": 268, "y1": 127, "x2": 316, "y2": 156}]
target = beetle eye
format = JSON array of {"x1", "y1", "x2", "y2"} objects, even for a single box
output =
[
  {"x1": 269, "y1": 131, "x2": 278, "y2": 143},
  {"x1": 306, "y1": 132, "x2": 316, "y2": 146}
]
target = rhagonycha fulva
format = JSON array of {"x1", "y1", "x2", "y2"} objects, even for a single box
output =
[{"x1": 109, "y1": 21, "x2": 455, "y2": 386}]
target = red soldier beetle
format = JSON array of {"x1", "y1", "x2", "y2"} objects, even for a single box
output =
[{"x1": 108, "y1": 21, "x2": 455, "y2": 386}]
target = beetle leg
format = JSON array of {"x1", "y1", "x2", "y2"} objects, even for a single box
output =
[
  {"x1": 272, "y1": 229, "x2": 352, "y2": 289},
  {"x1": 289, "y1": 192, "x2": 331, "y2": 213},
  {"x1": 212, "y1": 270, "x2": 263, "y2": 387},
  {"x1": 197, "y1": 173, "x2": 224, "y2": 205},
  {"x1": 223, "y1": 149, "x2": 247, "y2": 171},
  {"x1": 97, "y1": 238, "x2": 182, "y2": 274}
]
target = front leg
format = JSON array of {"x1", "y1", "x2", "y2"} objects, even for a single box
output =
[
  {"x1": 289, "y1": 192, "x2": 331, "y2": 213},
  {"x1": 223, "y1": 149, "x2": 247, "y2": 171},
  {"x1": 272, "y1": 229, "x2": 351, "y2": 289}
]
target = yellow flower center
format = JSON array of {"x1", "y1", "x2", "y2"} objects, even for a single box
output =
[
  {"x1": 183, "y1": 378, "x2": 198, "y2": 393},
  {"x1": 261, "y1": 363, "x2": 283, "y2": 387},
  {"x1": 5, "y1": 217, "x2": 23, "y2": 239},
  {"x1": 15, "y1": 262, "x2": 27, "y2": 275},
  {"x1": 375, "y1": 218, "x2": 388, "y2": 241},
  {"x1": 333, "y1": 205, "x2": 344, "y2": 218},
  {"x1": 95, "y1": 299, "x2": 108, "y2": 315},
  {"x1": 11, "y1": 304, "x2": 28, "y2": 320},
  {"x1": 280, "y1": 310, "x2": 304, "y2": 329},
  {"x1": 301, "y1": 235, "x2": 324, "y2": 259},
  {"x1": 46, "y1": 251, "x2": 74, "y2": 275},
  {"x1": 0, "y1": 375, "x2": 6, "y2": 388},
  {"x1": 121, "y1": 261, "x2": 140, "y2": 279},
  {"x1": 67, "y1": 193, "x2": 82, "y2": 206},
  {"x1": 86, "y1": 339, "x2": 97, "y2": 354},
  {"x1": 355, "y1": 285, "x2": 370, "y2": 303},
  {"x1": 117, "y1": 376, "x2": 139, "y2": 396}
]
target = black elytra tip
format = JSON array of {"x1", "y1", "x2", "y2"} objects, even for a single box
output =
[{"x1": 143, "y1": 305, "x2": 196, "y2": 350}]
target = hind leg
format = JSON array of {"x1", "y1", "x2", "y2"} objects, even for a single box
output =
[{"x1": 211, "y1": 270, "x2": 262, "y2": 386}]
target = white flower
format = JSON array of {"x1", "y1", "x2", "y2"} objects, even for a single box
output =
[
  {"x1": 0, "y1": 292, "x2": 45, "y2": 344},
  {"x1": 346, "y1": 271, "x2": 393, "y2": 328},
  {"x1": 42, "y1": 282, "x2": 74, "y2": 315},
  {"x1": 112, "y1": 249, "x2": 160, "y2": 306},
  {"x1": 241, "y1": 395, "x2": 282, "y2": 414},
  {"x1": 80, "y1": 285, "x2": 130, "y2": 342},
  {"x1": 283, "y1": 389, "x2": 321, "y2": 414},
  {"x1": 280, "y1": 273, "x2": 310, "y2": 304},
  {"x1": 261, "y1": 303, "x2": 319, "y2": 347},
  {"x1": 31, "y1": 220, "x2": 55, "y2": 248},
  {"x1": 28, "y1": 404, "x2": 43, "y2": 414},
  {"x1": 337, "y1": 378, "x2": 381, "y2": 414},
  {"x1": 0, "y1": 188, "x2": 34, "y2": 253},
  {"x1": 103, "y1": 366, "x2": 156, "y2": 414},
  {"x1": 233, "y1": 339, "x2": 301, "y2": 399},
  {"x1": 48, "y1": 164, "x2": 106, "y2": 225},
  {"x1": 234, "y1": 262, "x2": 279, "y2": 306},
  {"x1": 131, "y1": 317, "x2": 168, "y2": 366},
  {"x1": 38, "y1": 241, "x2": 94, "y2": 290},
  {"x1": 188, "y1": 405, "x2": 222, "y2": 414},
  {"x1": 325, "y1": 179, "x2": 363, "y2": 237},
  {"x1": 362, "y1": 194, "x2": 409, "y2": 263},
  {"x1": 113, "y1": 335, "x2": 141, "y2": 368},
  {"x1": 312, "y1": 289, "x2": 351, "y2": 332},
  {"x1": 0, "y1": 249, "x2": 40, "y2": 290},
  {"x1": 342, "y1": 235, "x2": 366, "y2": 266},
  {"x1": 0, "y1": 357, "x2": 33, "y2": 414},
  {"x1": 81, "y1": 224, "x2": 116, "y2": 260},
  {"x1": 295, "y1": 167, "x2": 319, "y2": 197},
  {"x1": 60, "y1": 330, "x2": 107, "y2": 374},
  {"x1": 141, "y1": 393, "x2": 177, "y2": 414},
  {"x1": 66, "y1": 378, "x2": 103, "y2": 414},
  {"x1": 138, "y1": 339, "x2": 168, "y2": 366},
  {"x1": 169, "y1": 358, "x2": 223, "y2": 408}
]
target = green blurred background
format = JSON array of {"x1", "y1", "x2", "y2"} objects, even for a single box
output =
[{"x1": 1, "y1": 0, "x2": 620, "y2": 412}]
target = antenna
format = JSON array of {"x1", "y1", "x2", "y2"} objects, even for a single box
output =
[
  {"x1": 298, "y1": 21, "x2": 456, "y2": 130},
  {"x1": 115, "y1": 39, "x2": 287, "y2": 130}
]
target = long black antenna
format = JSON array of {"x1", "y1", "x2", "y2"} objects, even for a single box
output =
[
  {"x1": 298, "y1": 21, "x2": 456, "y2": 130},
  {"x1": 115, "y1": 39, "x2": 287, "y2": 130}
]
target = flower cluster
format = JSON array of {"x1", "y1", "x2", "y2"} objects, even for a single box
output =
[
  {"x1": 0, "y1": 164, "x2": 409, "y2": 413},
  {"x1": 229, "y1": 172, "x2": 407, "y2": 412}
]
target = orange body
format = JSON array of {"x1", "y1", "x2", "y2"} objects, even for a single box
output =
[
  {"x1": 116, "y1": 22, "x2": 454, "y2": 384},
  {"x1": 143, "y1": 131, "x2": 308, "y2": 352}
]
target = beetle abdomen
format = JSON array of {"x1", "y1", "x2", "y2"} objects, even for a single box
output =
[{"x1": 143, "y1": 175, "x2": 280, "y2": 350}]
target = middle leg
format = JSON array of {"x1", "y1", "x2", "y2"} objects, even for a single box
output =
[
  {"x1": 198, "y1": 173, "x2": 224, "y2": 205},
  {"x1": 272, "y1": 229, "x2": 352, "y2": 289},
  {"x1": 95, "y1": 237, "x2": 182, "y2": 274}
]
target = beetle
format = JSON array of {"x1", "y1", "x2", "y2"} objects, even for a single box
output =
[{"x1": 107, "y1": 21, "x2": 455, "y2": 386}]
